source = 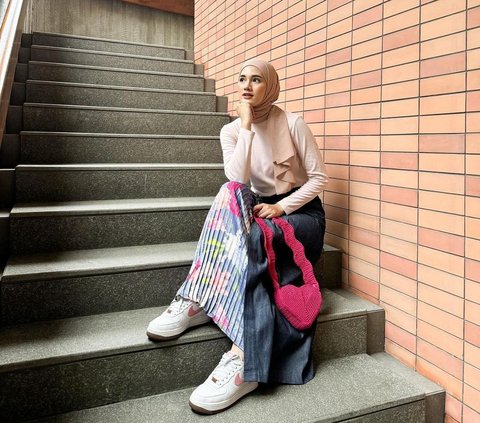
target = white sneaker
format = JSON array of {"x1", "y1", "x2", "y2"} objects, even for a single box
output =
[
  {"x1": 189, "y1": 352, "x2": 258, "y2": 414},
  {"x1": 146, "y1": 296, "x2": 211, "y2": 341}
]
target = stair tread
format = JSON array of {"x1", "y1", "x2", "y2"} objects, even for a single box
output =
[
  {"x1": 23, "y1": 102, "x2": 230, "y2": 116},
  {"x1": 0, "y1": 289, "x2": 373, "y2": 372},
  {"x1": 31, "y1": 44, "x2": 192, "y2": 64},
  {"x1": 2, "y1": 241, "x2": 341, "y2": 283},
  {"x1": 23, "y1": 102, "x2": 228, "y2": 116},
  {"x1": 2, "y1": 242, "x2": 198, "y2": 282},
  {"x1": 27, "y1": 79, "x2": 216, "y2": 97},
  {"x1": 34, "y1": 353, "x2": 426, "y2": 423},
  {"x1": 16, "y1": 163, "x2": 224, "y2": 171},
  {"x1": 11, "y1": 196, "x2": 215, "y2": 216},
  {"x1": 29, "y1": 60, "x2": 204, "y2": 79},
  {"x1": 33, "y1": 31, "x2": 187, "y2": 51},
  {"x1": 21, "y1": 130, "x2": 220, "y2": 139}
]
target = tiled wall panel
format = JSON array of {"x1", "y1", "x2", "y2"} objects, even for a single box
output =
[{"x1": 194, "y1": 1, "x2": 480, "y2": 421}]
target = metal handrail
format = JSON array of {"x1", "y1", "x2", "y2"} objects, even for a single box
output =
[{"x1": 0, "y1": 0, "x2": 27, "y2": 143}]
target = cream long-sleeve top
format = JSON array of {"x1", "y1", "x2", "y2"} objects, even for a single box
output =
[{"x1": 220, "y1": 110, "x2": 329, "y2": 215}]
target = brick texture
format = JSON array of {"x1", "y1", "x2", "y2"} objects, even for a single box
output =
[{"x1": 194, "y1": 0, "x2": 477, "y2": 421}]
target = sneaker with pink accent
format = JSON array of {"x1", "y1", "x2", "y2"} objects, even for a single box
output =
[
  {"x1": 146, "y1": 296, "x2": 211, "y2": 341},
  {"x1": 189, "y1": 352, "x2": 258, "y2": 414}
]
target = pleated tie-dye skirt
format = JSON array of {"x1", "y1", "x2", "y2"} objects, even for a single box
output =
[{"x1": 176, "y1": 181, "x2": 255, "y2": 349}]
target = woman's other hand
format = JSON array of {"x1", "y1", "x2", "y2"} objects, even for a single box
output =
[
  {"x1": 253, "y1": 203, "x2": 284, "y2": 219},
  {"x1": 236, "y1": 101, "x2": 254, "y2": 130}
]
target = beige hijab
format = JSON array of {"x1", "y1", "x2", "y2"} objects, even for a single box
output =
[{"x1": 239, "y1": 59, "x2": 297, "y2": 194}]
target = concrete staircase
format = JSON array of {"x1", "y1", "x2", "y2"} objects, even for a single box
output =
[{"x1": 0, "y1": 32, "x2": 444, "y2": 422}]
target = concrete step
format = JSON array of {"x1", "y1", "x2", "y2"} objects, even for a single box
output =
[
  {"x1": 0, "y1": 210, "x2": 8, "y2": 259},
  {"x1": 372, "y1": 352, "x2": 445, "y2": 423},
  {"x1": 10, "y1": 82, "x2": 25, "y2": 105},
  {"x1": 27, "y1": 61, "x2": 209, "y2": 91},
  {"x1": 25, "y1": 81, "x2": 220, "y2": 112},
  {"x1": 32, "y1": 31, "x2": 187, "y2": 60},
  {"x1": 15, "y1": 163, "x2": 227, "y2": 202},
  {"x1": 30, "y1": 45, "x2": 195, "y2": 74},
  {"x1": 23, "y1": 103, "x2": 230, "y2": 135},
  {"x1": 19, "y1": 132, "x2": 222, "y2": 164},
  {"x1": 0, "y1": 169, "x2": 14, "y2": 207},
  {"x1": 14, "y1": 63, "x2": 28, "y2": 82},
  {"x1": 0, "y1": 289, "x2": 384, "y2": 421},
  {"x1": 0, "y1": 134, "x2": 20, "y2": 167},
  {"x1": 1, "y1": 243, "x2": 342, "y2": 324},
  {"x1": 34, "y1": 354, "x2": 436, "y2": 423},
  {"x1": 9, "y1": 197, "x2": 213, "y2": 254}
]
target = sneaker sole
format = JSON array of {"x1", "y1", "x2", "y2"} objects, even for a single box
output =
[
  {"x1": 189, "y1": 383, "x2": 258, "y2": 414},
  {"x1": 146, "y1": 316, "x2": 212, "y2": 341}
]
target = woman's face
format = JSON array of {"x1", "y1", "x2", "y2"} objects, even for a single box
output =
[{"x1": 238, "y1": 66, "x2": 267, "y2": 107}]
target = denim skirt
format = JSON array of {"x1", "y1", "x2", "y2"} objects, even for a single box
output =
[{"x1": 176, "y1": 181, "x2": 326, "y2": 384}]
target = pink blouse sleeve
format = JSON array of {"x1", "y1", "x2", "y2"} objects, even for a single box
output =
[
  {"x1": 277, "y1": 116, "x2": 329, "y2": 215},
  {"x1": 220, "y1": 123, "x2": 255, "y2": 184}
]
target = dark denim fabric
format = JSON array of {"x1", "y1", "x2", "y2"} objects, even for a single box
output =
[{"x1": 244, "y1": 192, "x2": 326, "y2": 384}]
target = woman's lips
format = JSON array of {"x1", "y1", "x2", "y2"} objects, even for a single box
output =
[{"x1": 242, "y1": 93, "x2": 253, "y2": 99}]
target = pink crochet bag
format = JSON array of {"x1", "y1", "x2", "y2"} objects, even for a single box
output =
[{"x1": 254, "y1": 216, "x2": 322, "y2": 331}]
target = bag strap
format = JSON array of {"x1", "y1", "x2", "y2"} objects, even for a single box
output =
[{"x1": 254, "y1": 216, "x2": 319, "y2": 291}]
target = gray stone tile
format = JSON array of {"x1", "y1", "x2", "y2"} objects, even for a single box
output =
[
  {"x1": 26, "y1": 81, "x2": 217, "y2": 112},
  {"x1": 21, "y1": 132, "x2": 222, "y2": 164},
  {"x1": 30, "y1": 45, "x2": 193, "y2": 74},
  {"x1": 15, "y1": 164, "x2": 227, "y2": 202},
  {"x1": 22, "y1": 103, "x2": 230, "y2": 135},
  {"x1": 32, "y1": 32, "x2": 186, "y2": 59},
  {"x1": 33, "y1": 354, "x2": 426, "y2": 423},
  {"x1": 28, "y1": 61, "x2": 205, "y2": 91}
]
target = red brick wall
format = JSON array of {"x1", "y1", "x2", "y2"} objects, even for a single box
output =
[{"x1": 194, "y1": 1, "x2": 480, "y2": 421}]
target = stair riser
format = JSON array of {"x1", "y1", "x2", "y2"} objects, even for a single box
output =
[
  {"x1": 342, "y1": 401, "x2": 425, "y2": 423},
  {"x1": 26, "y1": 83, "x2": 217, "y2": 112},
  {"x1": 16, "y1": 169, "x2": 227, "y2": 201},
  {"x1": 31, "y1": 47, "x2": 194, "y2": 74},
  {"x1": 21, "y1": 135, "x2": 223, "y2": 164},
  {"x1": 0, "y1": 338, "x2": 230, "y2": 422},
  {"x1": 1, "y1": 266, "x2": 191, "y2": 324},
  {"x1": 0, "y1": 316, "x2": 368, "y2": 422},
  {"x1": 32, "y1": 33, "x2": 186, "y2": 59},
  {"x1": 1, "y1": 250, "x2": 340, "y2": 324},
  {"x1": 10, "y1": 209, "x2": 209, "y2": 254},
  {"x1": 23, "y1": 106, "x2": 230, "y2": 135},
  {"x1": 28, "y1": 62, "x2": 206, "y2": 91}
]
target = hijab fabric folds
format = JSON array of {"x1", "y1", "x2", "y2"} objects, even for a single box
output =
[{"x1": 239, "y1": 59, "x2": 297, "y2": 194}]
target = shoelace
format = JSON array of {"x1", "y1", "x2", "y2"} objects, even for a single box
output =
[
  {"x1": 211, "y1": 352, "x2": 241, "y2": 385},
  {"x1": 167, "y1": 296, "x2": 191, "y2": 316}
]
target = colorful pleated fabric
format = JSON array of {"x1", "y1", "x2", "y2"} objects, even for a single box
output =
[{"x1": 176, "y1": 182, "x2": 256, "y2": 350}]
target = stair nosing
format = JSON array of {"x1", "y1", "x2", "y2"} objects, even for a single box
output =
[
  {"x1": 15, "y1": 163, "x2": 224, "y2": 171},
  {"x1": 11, "y1": 196, "x2": 215, "y2": 217},
  {"x1": 33, "y1": 31, "x2": 188, "y2": 52},
  {"x1": 2, "y1": 243, "x2": 339, "y2": 284},
  {"x1": 0, "y1": 289, "x2": 367, "y2": 373},
  {"x1": 29, "y1": 60, "x2": 204, "y2": 79},
  {"x1": 20, "y1": 131, "x2": 220, "y2": 140},
  {"x1": 26, "y1": 79, "x2": 216, "y2": 97},
  {"x1": 23, "y1": 102, "x2": 230, "y2": 116},
  {"x1": 2, "y1": 242, "x2": 198, "y2": 283},
  {"x1": 31, "y1": 44, "x2": 192, "y2": 64}
]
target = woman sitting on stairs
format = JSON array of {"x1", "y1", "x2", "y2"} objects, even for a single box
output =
[{"x1": 146, "y1": 58, "x2": 329, "y2": 414}]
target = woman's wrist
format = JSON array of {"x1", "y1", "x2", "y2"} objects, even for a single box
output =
[{"x1": 241, "y1": 120, "x2": 252, "y2": 131}]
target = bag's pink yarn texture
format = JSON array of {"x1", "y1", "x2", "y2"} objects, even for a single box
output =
[{"x1": 255, "y1": 216, "x2": 322, "y2": 330}]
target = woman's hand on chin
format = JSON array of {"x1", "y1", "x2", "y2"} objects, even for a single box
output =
[
  {"x1": 236, "y1": 101, "x2": 254, "y2": 130},
  {"x1": 253, "y1": 203, "x2": 284, "y2": 219}
]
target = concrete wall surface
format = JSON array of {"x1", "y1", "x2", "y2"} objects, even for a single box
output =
[{"x1": 23, "y1": 0, "x2": 193, "y2": 49}]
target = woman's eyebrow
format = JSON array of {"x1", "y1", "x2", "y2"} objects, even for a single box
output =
[{"x1": 239, "y1": 74, "x2": 263, "y2": 79}]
